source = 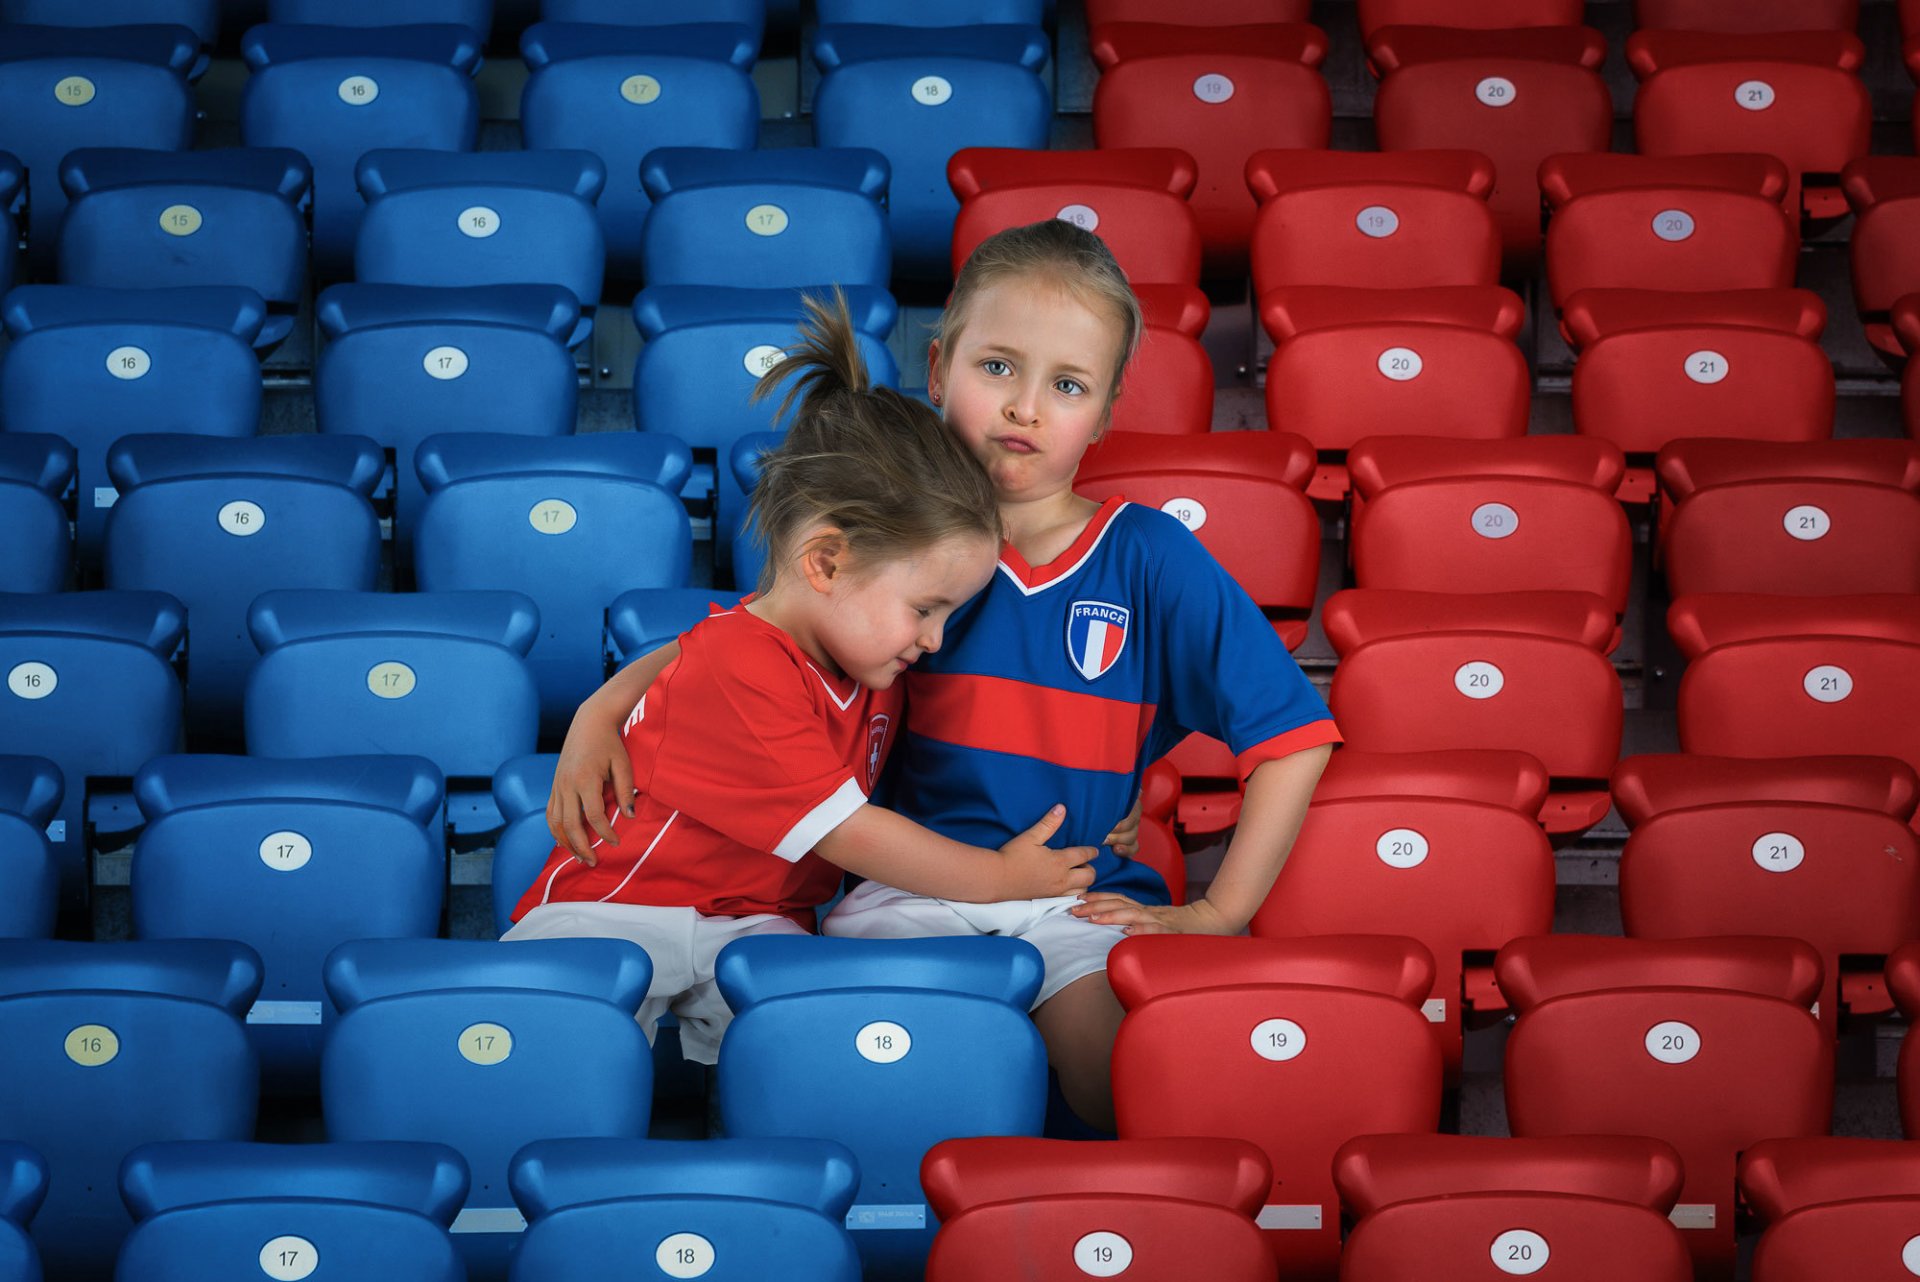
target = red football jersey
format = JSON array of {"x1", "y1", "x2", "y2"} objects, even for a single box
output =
[{"x1": 513, "y1": 606, "x2": 900, "y2": 925}]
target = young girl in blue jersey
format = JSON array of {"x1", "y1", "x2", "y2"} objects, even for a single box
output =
[{"x1": 550, "y1": 220, "x2": 1338, "y2": 1127}]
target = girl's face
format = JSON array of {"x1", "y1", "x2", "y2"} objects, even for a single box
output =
[
  {"x1": 928, "y1": 277, "x2": 1126, "y2": 507},
  {"x1": 812, "y1": 531, "x2": 999, "y2": 690}
]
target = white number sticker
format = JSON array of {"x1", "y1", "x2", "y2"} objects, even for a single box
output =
[
  {"x1": 1159, "y1": 497, "x2": 1207, "y2": 531},
  {"x1": 621, "y1": 74, "x2": 661, "y2": 104},
  {"x1": 1736, "y1": 79, "x2": 1775, "y2": 110},
  {"x1": 424, "y1": 346, "x2": 468, "y2": 380},
  {"x1": 1686, "y1": 350, "x2": 1729, "y2": 385},
  {"x1": 1378, "y1": 347, "x2": 1422, "y2": 381},
  {"x1": 367, "y1": 662, "x2": 416, "y2": 700},
  {"x1": 1356, "y1": 205, "x2": 1399, "y2": 238},
  {"x1": 1783, "y1": 505, "x2": 1829, "y2": 541},
  {"x1": 655, "y1": 1232, "x2": 715, "y2": 1278},
  {"x1": 744, "y1": 344, "x2": 785, "y2": 378},
  {"x1": 1653, "y1": 209, "x2": 1695, "y2": 242},
  {"x1": 1455, "y1": 662, "x2": 1504, "y2": 699},
  {"x1": 1472, "y1": 502, "x2": 1519, "y2": 540},
  {"x1": 1804, "y1": 665, "x2": 1852, "y2": 703},
  {"x1": 1646, "y1": 1020, "x2": 1699, "y2": 1064},
  {"x1": 460, "y1": 1022, "x2": 512, "y2": 1066},
  {"x1": 1492, "y1": 1229, "x2": 1548, "y2": 1275},
  {"x1": 94, "y1": 486, "x2": 119, "y2": 508},
  {"x1": 1376, "y1": 828, "x2": 1429, "y2": 869},
  {"x1": 746, "y1": 203, "x2": 788, "y2": 236},
  {"x1": 1476, "y1": 76, "x2": 1517, "y2": 107},
  {"x1": 260, "y1": 1235, "x2": 318, "y2": 1281},
  {"x1": 1057, "y1": 203, "x2": 1100, "y2": 231},
  {"x1": 530, "y1": 499, "x2": 578, "y2": 535},
  {"x1": 857, "y1": 1020, "x2": 910, "y2": 1064},
  {"x1": 1902, "y1": 1234, "x2": 1920, "y2": 1276},
  {"x1": 912, "y1": 75, "x2": 952, "y2": 105},
  {"x1": 1074, "y1": 1231, "x2": 1134, "y2": 1276},
  {"x1": 1251, "y1": 1018, "x2": 1305, "y2": 1062},
  {"x1": 7, "y1": 662, "x2": 55, "y2": 700},
  {"x1": 55, "y1": 75, "x2": 96, "y2": 105},
  {"x1": 260, "y1": 831, "x2": 313, "y2": 872},
  {"x1": 159, "y1": 204, "x2": 202, "y2": 237},
  {"x1": 219, "y1": 500, "x2": 265, "y2": 537},
  {"x1": 458, "y1": 206, "x2": 500, "y2": 239},
  {"x1": 338, "y1": 75, "x2": 378, "y2": 105},
  {"x1": 65, "y1": 1024, "x2": 118, "y2": 1066},
  {"x1": 107, "y1": 346, "x2": 151, "y2": 380},
  {"x1": 1193, "y1": 74, "x2": 1234, "y2": 103},
  {"x1": 1751, "y1": 831, "x2": 1804, "y2": 873}
]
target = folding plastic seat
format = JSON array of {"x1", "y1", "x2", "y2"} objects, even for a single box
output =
[
  {"x1": 716, "y1": 936, "x2": 1048, "y2": 1281},
  {"x1": 269, "y1": 0, "x2": 493, "y2": 30},
  {"x1": 240, "y1": 24, "x2": 481, "y2": 276},
  {"x1": 541, "y1": 0, "x2": 766, "y2": 47},
  {"x1": 511, "y1": 1138, "x2": 862, "y2": 1282},
  {"x1": 130, "y1": 754, "x2": 444, "y2": 1091},
  {"x1": 1740, "y1": 1137, "x2": 1920, "y2": 1282},
  {"x1": 1541, "y1": 153, "x2": 1800, "y2": 308},
  {"x1": 117, "y1": 1140, "x2": 467, "y2": 1282},
  {"x1": 1887, "y1": 948, "x2": 1920, "y2": 1135},
  {"x1": 1108, "y1": 935, "x2": 1440, "y2": 1281},
  {"x1": 1628, "y1": 32, "x2": 1870, "y2": 221},
  {"x1": 922, "y1": 1136, "x2": 1273, "y2": 1282},
  {"x1": 414, "y1": 433, "x2": 694, "y2": 736},
  {"x1": 818, "y1": 0, "x2": 1045, "y2": 20},
  {"x1": 1841, "y1": 158, "x2": 1920, "y2": 359},
  {"x1": 1246, "y1": 148, "x2": 1500, "y2": 297},
  {"x1": 1133, "y1": 758, "x2": 1185, "y2": 902},
  {"x1": 0, "y1": 436, "x2": 72, "y2": 596},
  {"x1": 322, "y1": 938, "x2": 653, "y2": 1280},
  {"x1": 1670, "y1": 593, "x2": 1920, "y2": 781},
  {"x1": 1090, "y1": 24, "x2": 1331, "y2": 273},
  {"x1": 1325, "y1": 589, "x2": 1623, "y2": 833},
  {"x1": 1261, "y1": 283, "x2": 1525, "y2": 347},
  {"x1": 0, "y1": 153, "x2": 20, "y2": 301},
  {"x1": 0, "y1": 25, "x2": 196, "y2": 271},
  {"x1": 1636, "y1": 0, "x2": 1859, "y2": 31},
  {"x1": 1252, "y1": 748, "x2": 1555, "y2": 1078},
  {"x1": 0, "y1": 592, "x2": 183, "y2": 907},
  {"x1": 608, "y1": 588, "x2": 748, "y2": 670},
  {"x1": 0, "y1": 286, "x2": 265, "y2": 570},
  {"x1": 1358, "y1": 0, "x2": 1585, "y2": 43},
  {"x1": 1335, "y1": 1134, "x2": 1694, "y2": 1282},
  {"x1": 1898, "y1": 303, "x2": 1920, "y2": 440},
  {"x1": 1560, "y1": 284, "x2": 1826, "y2": 351},
  {"x1": 0, "y1": 757, "x2": 59, "y2": 941},
  {"x1": 0, "y1": 1146, "x2": 42, "y2": 1282},
  {"x1": 102, "y1": 435, "x2": 383, "y2": 741},
  {"x1": 58, "y1": 149, "x2": 311, "y2": 350},
  {"x1": 1499, "y1": 934, "x2": 1834, "y2": 1279},
  {"x1": 1088, "y1": 0, "x2": 1309, "y2": 22},
  {"x1": 0, "y1": 0, "x2": 219, "y2": 45},
  {"x1": 484, "y1": 754, "x2": 558, "y2": 936},
  {"x1": 1371, "y1": 27, "x2": 1611, "y2": 262},
  {"x1": 0, "y1": 939, "x2": 260, "y2": 1280}
]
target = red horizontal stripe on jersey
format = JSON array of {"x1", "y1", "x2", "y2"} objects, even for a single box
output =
[{"x1": 909, "y1": 671, "x2": 1156, "y2": 774}]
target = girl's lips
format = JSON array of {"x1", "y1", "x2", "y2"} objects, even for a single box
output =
[{"x1": 994, "y1": 435, "x2": 1038, "y2": 454}]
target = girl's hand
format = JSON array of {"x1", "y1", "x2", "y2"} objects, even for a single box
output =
[
  {"x1": 1071, "y1": 893, "x2": 1234, "y2": 936},
  {"x1": 997, "y1": 805, "x2": 1099, "y2": 900},
  {"x1": 1101, "y1": 795, "x2": 1143, "y2": 858},
  {"x1": 545, "y1": 721, "x2": 633, "y2": 867}
]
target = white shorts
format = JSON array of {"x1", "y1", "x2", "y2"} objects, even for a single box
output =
[
  {"x1": 821, "y1": 881, "x2": 1127, "y2": 1009},
  {"x1": 502, "y1": 901, "x2": 806, "y2": 1064}
]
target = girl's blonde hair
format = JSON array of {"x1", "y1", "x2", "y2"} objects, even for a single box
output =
[
  {"x1": 935, "y1": 218, "x2": 1145, "y2": 412},
  {"x1": 746, "y1": 289, "x2": 1002, "y2": 592}
]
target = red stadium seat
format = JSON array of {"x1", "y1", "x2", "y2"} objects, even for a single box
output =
[
  {"x1": 1358, "y1": 0, "x2": 1586, "y2": 43},
  {"x1": 1671, "y1": 593, "x2": 1920, "y2": 781},
  {"x1": 1895, "y1": 299, "x2": 1920, "y2": 439},
  {"x1": 1560, "y1": 286, "x2": 1825, "y2": 350},
  {"x1": 1251, "y1": 749, "x2": 1555, "y2": 1078},
  {"x1": 1627, "y1": 28, "x2": 1865, "y2": 74},
  {"x1": 1090, "y1": 25, "x2": 1331, "y2": 273},
  {"x1": 1336, "y1": 1133, "x2": 1686, "y2": 1216},
  {"x1": 1499, "y1": 934, "x2": 1835, "y2": 1279},
  {"x1": 1611, "y1": 753, "x2": 1920, "y2": 827},
  {"x1": 1371, "y1": 29, "x2": 1612, "y2": 262},
  {"x1": 1087, "y1": 0, "x2": 1312, "y2": 25},
  {"x1": 1133, "y1": 282, "x2": 1208, "y2": 335},
  {"x1": 1325, "y1": 590, "x2": 1624, "y2": 833},
  {"x1": 948, "y1": 147, "x2": 1203, "y2": 285},
  {"x1": 1109, "y1": 934, "x2": 1443, "y2": 1282},
  {"x1": 922, "y1": 1136, "x2": 1274, "y2": 1282},
  {"x1": 1841, "y1": 157, "x2": 1920, "y2": 358},
  {"x1": 1741, "y1": 1138, "x2": 1920, "y2": 1282},
  {"x1": 1245, "y1": 148, "x2": 1500, "y2": 295},
  {"x1": 1135, "y1": 758, "x2": 1185, "y2": 903},
  {"x1": 1261, "y1": 284, "x2": 1526, "y2": 342},
  {"x1": 1635, "y1": 0, "x2": 1859, "y2": 31},
  {"x1": 1114, "y1": 324, "x2": 1214, "y2": 436},
  {"x1": 1886, "y1": 945, "x2": 1920, "y2": 1136}
]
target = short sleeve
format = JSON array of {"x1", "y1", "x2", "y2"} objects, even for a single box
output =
[
  {"x1": 1149, "y1": 516, "x2": 1342, "y2": 780},
  {"x1": 638, "y1": 630, "x2": 867, "y2": 861}
]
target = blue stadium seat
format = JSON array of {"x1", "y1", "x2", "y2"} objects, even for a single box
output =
[
  {"x1": 0, "y1": 939, "x2": 259, "y2": 1280},
  {"x1": 510, "y1": 1138, "x2": 862, "y2": 1282},
  {"x1": 0, "y1": 286, "x2": 265, "y2": 569},
  {"x1": 103, "y1": 435, "x2": 382, "y2": 742},
  {"x1": 314, "y1": 283, "x2": 581, "y2": 569},
  {"x1": 245, "y1": 590, "x2": 540, "y2": 796},
  {"x1": 130, "y1": 754, "x2": 445, "y2": 1092},
  {"x1": 240, "y1": 24, "x2": 481, "y2": 276},
  {"x1": 322, "y1": 938, "x2": 653, "y2": 1282},
  {"x1": 640, "y1": 147, "x2": 892, "y2": 289},
  {"x1": 542, "y1": 0, "x2": 766, "y2": 48},
  {"x1": 414, "y1": 433, "x2": 692, "y2": 735},
  {"x1": 607, "y1": 588, "x2": 747, "y2": 669},
  {"x1": 0, "y1": 25, "x2": 196, "y2": 271},
  {"x1": 728, "y1": 431, "x2": 782, "y2": 591},
  {"x1": 489, "y1": 754, "x2": 557, "y2": 936},
  {"x1": 118, "y1": 1140, "x2": 466, "y2": 1282},
  {"x1": 716, "y1": 936, "x2": 1048, "y2": 1282},
  {"x1": 0, "y1": 1145, "x2": 44, "y2": 1282},
  {"x1": 632, "y1": 286, "x2": 898, "y2": 583},
  {"x1": 0, "y1": 592, "x2": 183, "y2": 909},
  {"x1": 0, "y1": 0, "x2": 217, "y2": 47},
  {"x1": 818, "y1": 0, "x2": 1045, "y2": 20},
  {"x1": 520, "y1": 22, "x2": 759, "y2": 279},
  {"x1": 269, "y1": 0, "x2": 493, "y2": 35},
  {"x1": 0, "y1": 152, "x2": 22, "y2": 301},
  {"x1": 355, "y1": 149, "x2": 607, "y2": 347},
  {"x1": 0, "y1": 757, "x2": 60, "y2": 940},
  {"x1": 59, "y1": 149, "x2": 311, "y2": 350},
  {"x1": 812, "y1": 24, "x2": 1051, "y2": 278},
  {"x1": 0, "y1": 435, "x2": 74, "y2": 594}
]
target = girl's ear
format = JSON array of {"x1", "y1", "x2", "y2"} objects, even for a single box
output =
[
  {"x1": 798, "y1": 528, "x2": 849, "y2": 595},
  {"x1": 925, "y1": 339, "x2": 945, "y2": 406}
]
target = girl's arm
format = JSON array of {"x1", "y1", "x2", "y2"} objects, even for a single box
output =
[
  {"x1": 1071, "y1": 743, "x2": 1332, "y2": 934},
  {"x1": 817, "y1": 803, "x2": 1097, "y2": 903},
  {"x1": 546, "y1": 642, "x2": 680, "y2": 860}
]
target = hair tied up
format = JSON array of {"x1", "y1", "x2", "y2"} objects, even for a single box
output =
[{"x1": 752, "y1": 287, "x2": 871, "y2": 426}]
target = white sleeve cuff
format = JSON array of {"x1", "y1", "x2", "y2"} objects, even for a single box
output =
[{"x1": 772, "y1": 777, "x2": 868, "y2": 862}]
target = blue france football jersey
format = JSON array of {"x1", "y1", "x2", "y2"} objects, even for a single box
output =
[{"x1": 885, "y1": 496, "x2": 1341, "y2": 903}]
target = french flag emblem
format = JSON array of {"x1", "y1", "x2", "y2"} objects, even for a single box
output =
[{"x1": 1067, "y1": 600, "x2": 1130, "y2": 681}]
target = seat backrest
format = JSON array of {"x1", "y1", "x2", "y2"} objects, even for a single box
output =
[
  {"x1": 270, "y1": 0, "x2": 493, "y2": 30},
  {"x1": 3, "y1": 0, "x2": 218, "y2": 43},
  {"x1": 0, "y1": 1143, "x2": 44, "y2": 1282},
  {"x1": 0, "y1": 756, "x2": 60, "y2": 940},
  {"x1": 1636, "y1": 0, "x2": 1858, "y2": 30},
  {"x1": 1547, "y1": 185, "x2": 1799, "y2": 306},
  {"x1": 1342, "y1": 1192, "x2": 1694, "y2": 1282},
  {"x1": 1359, "y1": 0, "x2": 1584, "y2": 39},
  {"x1": 1334, "y1": 1133, "x2": 1686, "y2": 1216},
  {"x1": 1665, "y1": 478, "x2": 1920, "y2": 596},
  {"x1": 0, "y1": 434, "x2": 73, "y2": 595},
  {"x1": 607, "y1": 589, "x2": 747, "y2": 668},
  {"x1": 1612, "y1": 752, "x2": 1920, "y2": 827},
  {"x1": 488, "y1": 754, "x2": 558, "y2": 936}
]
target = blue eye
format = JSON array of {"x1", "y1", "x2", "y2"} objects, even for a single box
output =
[
  {"x1": 1055, "y1": 378, "x2": 1086, "y2": 397},
  {"x1": 981, "y1": 358, "x2": 1011, "y2": 376}
]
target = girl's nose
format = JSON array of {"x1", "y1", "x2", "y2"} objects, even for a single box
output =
[
  {"x1": 1004, "y1": 380, "x2": 1040, "y2": 425},
  {"x1": 919, "y1": 620, "x2": 944, "y2": 654}
]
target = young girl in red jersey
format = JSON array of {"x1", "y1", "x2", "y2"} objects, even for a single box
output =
[{"x1": 505, "y1": 292, "x2": 1098, "y2": 1064}]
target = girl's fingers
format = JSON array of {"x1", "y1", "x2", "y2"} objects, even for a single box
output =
[{"x1": 609, "y1": 753, "x2": 636, "y2": 819}]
